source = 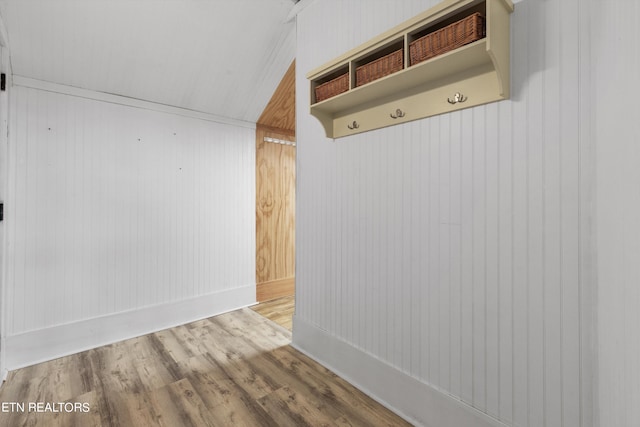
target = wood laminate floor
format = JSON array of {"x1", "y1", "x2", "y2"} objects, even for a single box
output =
[
  {"x1": 251, "y1": 295, "x2": 295, "y2": 331},
  {"x1": 0, "y1": 307, "x2": 411, "y2": 426}
]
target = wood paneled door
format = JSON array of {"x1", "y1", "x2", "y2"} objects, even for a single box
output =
[{"x1": 255, "y1": 61, "x2": 296, "y2": 302}]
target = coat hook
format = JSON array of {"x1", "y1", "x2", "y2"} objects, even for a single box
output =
[
  {"x1": 390, "y1": 108, "x2": 406, "y2": 119},
  {"x1": 447, "y1": 92, "x2": 467, "y2": 104},
  {"x1": 347, "y1": 121, "x2": 359, "y2": 130}
]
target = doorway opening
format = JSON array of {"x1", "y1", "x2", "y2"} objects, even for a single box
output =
[{"x1": 253, "y1": 60, "x2": 296, "y2": 330}]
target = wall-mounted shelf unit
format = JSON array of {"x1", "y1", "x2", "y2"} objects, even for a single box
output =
[{"x1": 307, "y1": 0, "x2": 514, "y2": 138}]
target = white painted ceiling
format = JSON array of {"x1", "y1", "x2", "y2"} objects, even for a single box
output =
[{"x1": 0, "y1": 0, "x2": 298, "y2": 123}]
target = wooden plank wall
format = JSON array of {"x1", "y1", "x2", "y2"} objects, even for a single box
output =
[
  {"x1": 257, "y1": 61, "x2": 296, "y2": 132},
  {"x1": 255, "y1": 61, "x2": 296, "y2": 302},
  {"x1": 294, "y1": 0, "x2": 593, "y2": 426},
  {"x1": 255, "y1": 126, "x2": 296, "y2": 301}
]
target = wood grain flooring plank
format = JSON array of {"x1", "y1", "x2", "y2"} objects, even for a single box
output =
[
  {"x1": 257, "y1": 385, "x2": 337, "y2": 427},
  {"x1": 187, "y1": 326, "x2": 283, "y2": 401},
  {"x1": 246, "y1": 342, "x2": 413, "y2": 426},
  {"x1": 176, "y1": 354, "x2": 229, "y2": 381},
  {"x1": 205, "y1": 333, "x2": 381, "y2": 426},
  {"x1": 251, "y1": 295, "x2": 295, "y2": 331},
  {"x1": 91, "y1": 386, "x2": 134, "y2": 427},
  {"x1": 123, "y1": 391, "x2": 162, "y2": 427},
  {"x1": 25, "y1": 390, "x2": 103, "y2": 427},
  {"x1": 133, "y1": 355, "x2": 181, "y2": 392},
  {"x1": 213, "y1": 308, "x2": 291, "y2": 349},
  {"x1": 1, "y1": 353, "x2": 90, "y2": 404},
  {"x1": 146, "y1": 378, "x2": 216, "y2": 427},
  {"x1": 175, "y1": 352, "x2": 282, "y2": 426},
  {"x1": 41, "y1": 392, "x2": 102, "y2": 427},
  {"x1": 67, "y1": 390, "x2": 103, "y2": 427},
  {"x1": 0, "y1": 307, "x2": 410, "y2": 427},
  {"x1": 87, "y1": 347, "x2": 138, "y2": 427},
  {"x1": 120, "y1": 335, "x2": 159, "y2": 363},
  {"x1": 87, "y1": 346, "x2": 143, "y2": 395},
  {"x1": 184, "y1": 375, "x2": 278, "y2": 427},
  {"x1": 151, "y1": 326, "x2": 202, "y2": 363}
]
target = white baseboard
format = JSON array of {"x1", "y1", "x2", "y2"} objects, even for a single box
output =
[
  {"x1": 4, "y1": 285, "x2": 255, "y2": 370},
  {"x1": 291, "y1": 315, "x2": 508, "y2": 427}
]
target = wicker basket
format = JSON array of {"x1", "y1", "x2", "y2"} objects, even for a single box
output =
[
  {"x1": 314, "y1": 73, "x2": 349, "y2": 103},
  {"x1": 409, "y1": 12, "x2": 485, "y2": 66},
  {"x1": 356, "y1": 48, "x2": 404, "y2": 87}
]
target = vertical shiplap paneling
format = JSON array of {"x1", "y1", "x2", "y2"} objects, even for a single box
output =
[
  {"x1": 348, "y1": 136, "x2": 360, "y2": 351},
  {"x1": 25, "y1": 88, "x2": 42, "y2": 331},
  {"x1": 542, "y1": 0, "x2": 563, "y2": 425},
  {"x1": 510, "y1": 1, "x2": 529, "y2": 424},
  {"x1": 385, "y1": 128, "x2": 398, "y2": 366},
  {"x1": 438, "y1": 112, "x2": 451, "y2": 393},
  {"x1": 526, "y1": 2, "x2": 546, "y2": 425},
  {"x1": 459, "y1": 106, "x2": 475, "y2": 406},
  {"x1": 595, "y1": 0, "x2": 640, "y2": 426},
  {"x1": 448, "y1": 109, "x2": 463, "y2": 400},
  {"x1": 6, "y1": 82, "x2": 18, "y2": 334},
  {"x1": 404, "y1": 121, "x2": 419, "y2": 380},
  {"x1": 497, "y1": 99, "x2": 514, "y2": 424},
  {"x1": 484, "y1": 102, "x2": 500, "y2": 419},
  {"x1": 401, "y1": 125, "x2": 416, "y2": 374},
  {"x1": 428, "y1": 117, "x2": 440, "y2": 386},
  {"x1": 295, "y1": 0, "x2": 593, "y2": 426},
  {"x1": 563, "y1": 0, "x2": 587, "y2": 410},
  {"x1": 6, "y1": 86, "x2": 255, "y2": 336},
  {"x1": 371, "y1": 131, "x2": 383, "y2": 359},
  {"x1": 471, "y1": 107, "x2": 487, "y2": 412}
]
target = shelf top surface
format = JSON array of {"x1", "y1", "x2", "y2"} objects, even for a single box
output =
[{"x1": 306, "y1": 0, "x2": 513, "y2": 80}]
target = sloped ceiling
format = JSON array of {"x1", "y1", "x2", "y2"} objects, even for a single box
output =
[
  {"x1": 258, "y1": 60, "x2": 295, "y2": 132},
  {"x1": 0, "y1": 0, "x2": 298, "y2": 123}
]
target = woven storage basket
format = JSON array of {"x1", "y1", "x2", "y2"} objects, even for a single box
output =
[
  {"x1": 409, "y1": 12, "x2": 485, "y2": 66},
  {"x1": 356, "y1": 48, "x2": 404, "y2": 87},
  {"x1": 314, "y1": 73, "x2": 349, "y2": 103}
]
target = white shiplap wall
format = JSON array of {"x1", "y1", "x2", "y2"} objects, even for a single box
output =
[
  {"x1": 594, "y1": 1, "x2": 640, "y2": 426},
  {"x1": 4, "y1": 84, "x2": 256, "y2": 368},
  {"x1": 294, "y1": 0, "x2": 592, "y2": 426}
]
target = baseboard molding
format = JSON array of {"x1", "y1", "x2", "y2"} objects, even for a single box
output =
[
  {"x1": 291, "y1": 315, "x2": 508, "y2": 427},
  {"x1": 256, "y1": 276, "x2": 295, "y2": 302},
  {"x1": 5, "y1": 285, "x2": 256, "y2": 370}
]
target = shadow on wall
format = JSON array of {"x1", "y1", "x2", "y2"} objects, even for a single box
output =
[{"x1": 510, "y1": 0, "x2": 550, "y2": 102}]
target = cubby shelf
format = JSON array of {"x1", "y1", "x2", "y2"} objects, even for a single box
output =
[{"x1": 307, "y1": 0, "x2": 514, "y2": 139}]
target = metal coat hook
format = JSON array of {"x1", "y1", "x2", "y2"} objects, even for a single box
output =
[
  {"x1": 447, "y1": 92, "x2": 467, "y2": 104},
  {"x1": 390, "y1": 109, "x2": 406, "y2": 119},
  {"x1": 347, "y1": 121, "x2": 359, "y2": 130}
]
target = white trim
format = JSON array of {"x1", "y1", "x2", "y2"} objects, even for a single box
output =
[
  {"x1": 12, "y1": 76, "x2": 257, "y2": 130},
  {"x1": 291, "y1": 316, "x2": 509, "y2": 427},
  {"x1": 285, "y1": 0, "x2": 316, "y2": 22},
  {"x1": 4, "y1": 285, "x2": 256, "y2": 370}
]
